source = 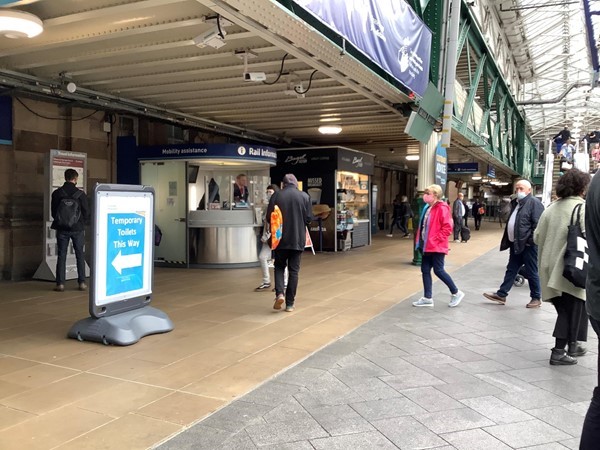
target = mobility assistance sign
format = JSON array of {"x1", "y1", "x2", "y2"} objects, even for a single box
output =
[{"x1": 92, "y1": 185, "x2": 154, "y2": 317}]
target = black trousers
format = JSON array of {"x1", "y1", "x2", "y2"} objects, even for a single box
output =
[
  {"x1": 473, "y1": 214, "x2": 482, "y2": 230},
  {"x1": 580, "y1": 317, "x2": 600, "y2": 449},
  {"x1": 274, "y1": 249, "x2": 302, "y2": 307},
  {"x1": 551, "y1": 294, "x2": 588, "y2": 343}
]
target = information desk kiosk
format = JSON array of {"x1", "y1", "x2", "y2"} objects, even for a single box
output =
[{"x1": 136, "y1": 144, "x2": 276, "y2": 268}]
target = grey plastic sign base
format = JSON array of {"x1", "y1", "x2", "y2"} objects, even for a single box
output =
[{"x1": 68, "y1": 306, "x2": 173, "y2": 346}]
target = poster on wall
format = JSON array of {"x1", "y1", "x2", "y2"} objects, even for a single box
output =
[
  {"x1": 51, "y1": 150, "x2": 86, "y2": 189},
  {"x1": 434, "y1": 141, "x2": 447, "y2": 194}
]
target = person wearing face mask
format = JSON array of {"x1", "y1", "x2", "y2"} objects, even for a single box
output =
[
  {"x1": 413, "y1": 184, "x2": 465, "y2": 308},
  {"x1": 483, "y1": 179, "x2": 545, "y2": 308}
]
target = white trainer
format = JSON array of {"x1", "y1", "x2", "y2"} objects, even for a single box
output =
[
  {"x1": 412, "y1": 297, "x2": 434, "y2": 307},
  {"x1": 449, "y1": 290, "x2": 464, "y2": 307}
]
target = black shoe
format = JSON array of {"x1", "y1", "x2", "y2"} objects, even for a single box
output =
[
  {"x1": 550, "y1": 348, "x2": 577, "y2": 365},
  {"x1": 567, "y1": 342, "x2": 588, "y2": 357},
  {"x1": 254, "y1": 283, "x2": 271, "y2": 291}
]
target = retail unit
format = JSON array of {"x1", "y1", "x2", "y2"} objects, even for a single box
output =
[{"x1": 271, "y1": 147, "x2": 374, "y2": 252}]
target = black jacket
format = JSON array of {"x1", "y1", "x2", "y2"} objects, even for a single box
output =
[
  {"x1": 50, "y1": 182, "x2": 90, "y2": 231},
  {"x1": 500, "y1": 194, "x2": 544, "y2": 255},
  {"x1": 267, "y1": 185, "x2": 312, "y2": 251},
  {"x1": 586, "y1": 173, "x2": 600, "y2": 321}
]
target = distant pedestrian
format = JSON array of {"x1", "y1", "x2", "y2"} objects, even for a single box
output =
[
  {"x1": 256, "y1": 184, "x2": 279, "y2": 291},
  {"x1": 472, "y1": 198, "x2": 484, "y2": 230},
  {"x1": 452, "y1": 193, "x2": 465, "y2": 242},
  {"x1": 51, "y1": 169, "x2": 89, "y2": 292},
  {"x1": 267, "y1": 174, "x2": 312, "y2": 312},
  {"x1": 483, "y1": 180, "x2": 544, "y2": 308},
  {"x1": 413, "y1": 184, "x2": 464, "y2": 308},
  {"x1": 533, "y1": 169, "x2": 590, "y2": 365},
  {"x1": 463, "y1": 198, "x2": 470, "y2": 229},
  {"x1": 387, "y1": 195, "x2": 403, "y2": 237},
  {"x1": 581, "y1": 161, "x2": 600, "y2": 448}
]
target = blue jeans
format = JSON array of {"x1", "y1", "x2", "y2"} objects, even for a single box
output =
[
  {"x1": 421, "y1": 252, "x2": 458, "y2": 299},
  {"x1": 274, "y1": 249, "x2": 302, "y2": 307},
  {"x1": 55, "y1": 230, "x2": 86, "y2": 285},
  {"x1": 497, "y1": 244, "x2": 541, "y2": 299}
]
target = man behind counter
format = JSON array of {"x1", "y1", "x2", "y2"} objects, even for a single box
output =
[{"x1": 234, "y1": 174, "x2": 248, "y2": 203}]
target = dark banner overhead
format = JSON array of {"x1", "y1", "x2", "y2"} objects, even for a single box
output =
[{"x1": 293, "y1": 0, "x2": 432, "y2": 96}]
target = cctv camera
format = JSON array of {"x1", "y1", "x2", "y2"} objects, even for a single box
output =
[{"x1": 243, "y1": 72, "x2": 267, "y2": 82}]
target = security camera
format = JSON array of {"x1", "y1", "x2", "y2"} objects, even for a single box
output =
[{"x1": 243, "y1": 72, "x2": 267, "y2": 82}]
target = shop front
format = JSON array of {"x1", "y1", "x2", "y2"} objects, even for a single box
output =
[
  {"x1": 135, "y1": 144, "x2": 276, "y2": 267},
  {"x1": 271, "y1": 147, "x2": 374, "y2": 252}
]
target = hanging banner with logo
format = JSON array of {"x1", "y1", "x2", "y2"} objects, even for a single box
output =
[
  {"x1": 434, "y1": 141, "x2": 447, "y2": 194},
  {"x1": 292, "y1": 0, "x2": 432, "y2": 96}
]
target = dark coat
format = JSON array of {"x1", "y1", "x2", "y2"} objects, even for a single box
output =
[
  {"x1": 50, "y1": 182, "x2": 89, "y2": 231},
  {"x1": 500, "y1": 194, "x2": 544, "y2": 255},
  {"x1": 267, "y1": 185, "x2": 312, "y2": 251},
  {"x1": 586, "y1": 173, "x2": 600, "y2": 321}
]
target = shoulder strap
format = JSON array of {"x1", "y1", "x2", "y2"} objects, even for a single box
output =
[
  {"x1": 72, "y1": 189, "x2": 83, "y2": 200},
  {"x1": 570, "y1": 203, "x2": 582, "y2": 227}
]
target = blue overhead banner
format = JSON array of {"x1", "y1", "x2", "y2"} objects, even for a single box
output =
[
  {"x1": 293, "y1": 0, "x2": 432, "y2": 96},
  {"x1": 448, "y1": 162, "x2": 479, "y2": 174},
  {"x1": 434, "y1": 141, "x2": 447, "y2": 193},
  {"x1": 0, "y1": 96, "x2": 12, "y2": 144},
  {"x1": 138, "y1": 143, "x2": 277, "y2": 164}
]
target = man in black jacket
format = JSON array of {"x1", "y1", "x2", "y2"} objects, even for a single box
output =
[
  {"x1": 452, "y1": 193, "x2": 465, "y2": 242},
  {"x1": 267, "y1": 173, "x2": 311, "y2": 312},
  {"x1": 483, "y1": 179, "x2": 544, "y2": 307},
  {"x1": 581, "y1": 172, "x2": 600, "y2": 447},
  {"x1": 51, "y1": 169, "x2": 90, "y2": 292}
]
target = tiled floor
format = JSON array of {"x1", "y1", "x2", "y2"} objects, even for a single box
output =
[
  {"x1": 157, "y1": 229, "x2": 598, "y2": 450},
  {"x1": 0, "y1": 221, "x2": 540, "y2": 449}
]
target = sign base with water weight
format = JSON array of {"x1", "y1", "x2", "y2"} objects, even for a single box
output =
[{"x1": 68, "y1": 184, "x2": 173, "y2": 345}]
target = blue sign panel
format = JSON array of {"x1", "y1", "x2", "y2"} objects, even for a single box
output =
[
  {"x1": 106, "y1": 213, "x2": 145, "y2": 296},
  {"x1": 0, "y1": 96, "x2": 12, "y2": 144},
  {"x1": 293, "y1": 0, "x2": 432, "y2": 96},
  {"x1": 448, "y1": 162, "x2": 479, "y2": 174},
  {"x1": 487, "y1": 164, "x2": 496, "y2": 178},
  {"x1": 434, "y1": 141, "x2": 447, "y2": 193},
  {"x1": 138, "y1": 143, "x2": 277, "y2": 164}
]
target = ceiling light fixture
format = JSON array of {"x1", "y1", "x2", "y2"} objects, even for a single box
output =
[
  {"x1": 318, "y1": 125, "x2": 342, "y2": 135},
  {"x1": 472, "y1": 175, "x2": 482, "y2": 180},
  {"x1": 0, "y1": 9, "x2": 43, "y2": 38},
  {"x1": 405, "y1": 155, "x2": 420, "y2": 161}
]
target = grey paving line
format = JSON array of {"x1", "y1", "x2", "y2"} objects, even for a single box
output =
[{"x1": 155, "y1": 247, "x2": 597, "y2": 450}]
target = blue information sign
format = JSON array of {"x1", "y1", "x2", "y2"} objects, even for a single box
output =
[
  {"x1": 434, "y1": 141, "x2": 447, "y2": 193},
  {"x1": 107, "y1": 213, "x2": 145, "y2": 296}
]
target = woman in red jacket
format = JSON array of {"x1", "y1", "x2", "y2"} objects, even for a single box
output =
[{"x1": 414, "y1": 184, "x2": 465, "y2": 307}]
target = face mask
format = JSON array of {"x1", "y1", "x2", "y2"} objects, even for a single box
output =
[
  {"x1": 516, "y1": 191, "x2": 527, "y2": 200},
  {"x1": 423, "y1": 193, "x2": 434, "y2": 204}
]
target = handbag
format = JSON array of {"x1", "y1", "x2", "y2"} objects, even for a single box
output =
[{"x1": 563, "y1": 203, "x2": 588, "y2": 288}]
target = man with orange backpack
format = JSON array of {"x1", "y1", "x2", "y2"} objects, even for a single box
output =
[{"x1": 267, "y1": 174, "x2": 312, "y2": 312}]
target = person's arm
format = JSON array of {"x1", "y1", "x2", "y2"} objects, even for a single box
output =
[
  {"x1": 528, "y1": 200, "x2": 545, "y2": 245},
  {"x1": 303, "y1": 194, "x2": 312, "y2": 226},
  {"x1": 80, "y1": 191, "x2": 90, "y2": 224},
  {"x1": 50, "y1": 189, "x2": 60, "y2": 219}
]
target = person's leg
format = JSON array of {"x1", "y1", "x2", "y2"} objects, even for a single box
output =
[
  {"x1": 274, "y1": 249, "x2": 287, "y2": 296},
  {"x1": 497, "y1": 246, "x2": 523, "y2": 298},
  {"x1": 55, "y1": 230, "x2": 69, "y2": 286},
  {"x1": 258, "y1": 242, "x2": 271, "y2": 285},
  {"x1": 71, "y1": 231, "x2": 86, "y2": 285},
  {"x1": 551, "y1": 297, "x2": 569, "y2": 348},
  {"x1": 284, "y1": 250, "x2": 302, "y2": 308},
  {"x1": 400, "y1": 216, "x2": 408, "y2": 235},
  {"x1": 453, "y1": 217, "x2": 460, "y2": 240},
  {"x1": 522, "y1": 245, "x2": 542, "y2": 299},
  {"x1": 580, "y1": 317, "x2": 600, "y2": 448},
  {"x1": 431, "y1": 253, "x2": 458, "y2": 294},
  {"x1": 420, "y1": 253, "x2": 434, "y2": 299}
]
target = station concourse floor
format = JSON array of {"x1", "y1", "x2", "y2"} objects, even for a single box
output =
[{"x1": 0, "y1": 221, "x2": 595, "y2": 449}]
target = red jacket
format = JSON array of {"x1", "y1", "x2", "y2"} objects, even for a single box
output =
[{"x1": 415, "y1": 201, "x2": 453, "y2": 254}]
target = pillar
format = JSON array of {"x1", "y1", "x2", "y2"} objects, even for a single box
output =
[{"x1": 412, "y1": 133, "x2": 439, "y2": 265}]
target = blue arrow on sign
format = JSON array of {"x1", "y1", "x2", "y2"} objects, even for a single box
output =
[{"x1": 107, "y1": 213, "x2": 145, "y2": 296}]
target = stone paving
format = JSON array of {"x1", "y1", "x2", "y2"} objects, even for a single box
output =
[{"x1": 156, "y1": 247, "x2": 597, "y2": 449}]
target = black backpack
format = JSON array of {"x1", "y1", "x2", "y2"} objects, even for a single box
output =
[{"x1": 55, "y1": 188, "x2": 83, "y2": 229}]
